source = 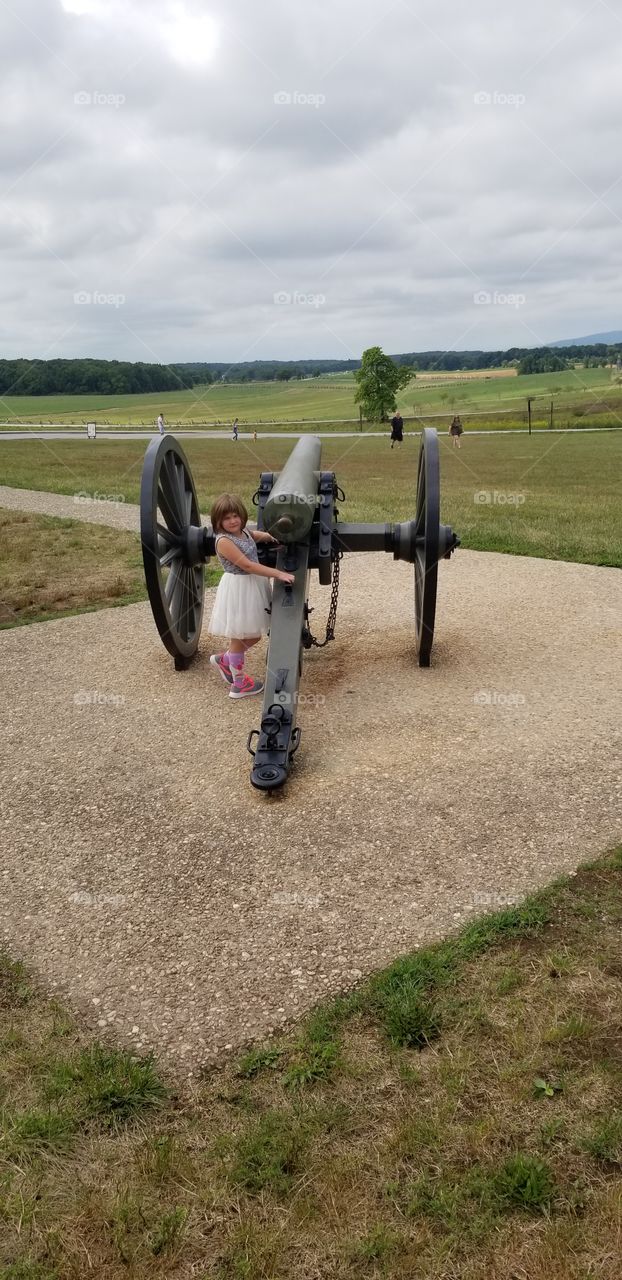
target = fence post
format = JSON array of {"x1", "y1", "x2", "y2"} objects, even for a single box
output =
[
  {"x1": 550, "y1": 400, "x2": 554, "y2": 430},
  {"x1": 527, "y1": 397, "x2": 533, "y2": 436}
]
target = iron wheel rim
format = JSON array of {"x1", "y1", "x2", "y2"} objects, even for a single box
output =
[
  {"x1": 414, "y1": 428, "x2": 440, "y2": 667},
  {"x1": 140, "y1": 436, "x2": 205, "y2": 661}
]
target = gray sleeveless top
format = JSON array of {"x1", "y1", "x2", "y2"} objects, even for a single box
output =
[{"x1": 214, "y1": 528, "x2": 259, "y2": 575}]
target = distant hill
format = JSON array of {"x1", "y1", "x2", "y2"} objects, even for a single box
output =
[{"x1": 550, "y1": 331, "x2": 622, "y2": 347}]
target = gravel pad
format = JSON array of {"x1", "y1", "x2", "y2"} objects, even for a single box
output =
[{"x1": 1, "y1": 548, "x2": 621, "y2": 1076}]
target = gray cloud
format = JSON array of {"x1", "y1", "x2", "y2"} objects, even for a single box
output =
[{"x1": 0, "y1": 0, "x2": 621, "y2": 360}]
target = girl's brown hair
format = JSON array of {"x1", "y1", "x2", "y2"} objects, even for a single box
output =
[{"x1": 210, "y1": 493, "x2": 248, "y2": 533}]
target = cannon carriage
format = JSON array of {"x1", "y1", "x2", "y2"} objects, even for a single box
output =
[{"x1": 140, "y1": 429, "x2": 459, "y2": 792}]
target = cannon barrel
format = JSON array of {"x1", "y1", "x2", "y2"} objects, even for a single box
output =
[{"x1": 263, "y1": 435, "x2": 321, "y2": 543}]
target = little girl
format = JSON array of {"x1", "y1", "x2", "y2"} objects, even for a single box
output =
[{"x1": 207, "y1": 493, "x2": 295, "y2": 699}]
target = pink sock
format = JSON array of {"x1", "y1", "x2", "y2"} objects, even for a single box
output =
[{"x1": 227, "y1": 652, "x2": 244, "y2": 686}]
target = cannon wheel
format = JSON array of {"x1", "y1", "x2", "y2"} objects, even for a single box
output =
[
  {"x1": 140, "y1": 436, "x2": 205, "y2": 669},
  {"x1": 414, "y1": 428, "x2": 440, "y2": 667}
]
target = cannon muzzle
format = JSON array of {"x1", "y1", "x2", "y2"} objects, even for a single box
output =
[{"x1": 263, "y1": 435, "x2": 321, "y2": 542}]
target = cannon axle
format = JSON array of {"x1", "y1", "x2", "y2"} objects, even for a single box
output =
[{"x1": 332, "y1": 522, "x2": 459, "y2": 560}]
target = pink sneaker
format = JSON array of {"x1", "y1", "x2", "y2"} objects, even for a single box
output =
[
  {"x1": 210, "y1": 653, "x2": 233, "y2": 685},
  {"x1": 229, "y1": 674, "x2": 264, "y2": 700}
]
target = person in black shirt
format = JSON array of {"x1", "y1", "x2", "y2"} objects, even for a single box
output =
[{"x1": 390, "y1": 411, "x2": 404, "y2": 449}]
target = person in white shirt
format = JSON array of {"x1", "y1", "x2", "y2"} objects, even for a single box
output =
[{"x1": 157, "y1": 413, "x2": 165, "y2": 435}]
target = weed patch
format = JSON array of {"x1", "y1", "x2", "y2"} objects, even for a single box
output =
[
  {"x1": 229, "y1": 1110, "x2": 306, "y2": 1194},
  {"x1": 582, "y1": 1112, "x2": 622, "y2": 1165},
  {"x1": 42, "y1": 1045, "x2": 168, "y2": 1128}
]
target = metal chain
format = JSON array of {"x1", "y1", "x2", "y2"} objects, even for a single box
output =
[{"x1": 307, "y1": 551, "x2": 342, "y2": 648}]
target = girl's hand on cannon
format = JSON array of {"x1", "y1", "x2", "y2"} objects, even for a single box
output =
[
  {"x1": 276, "y1": 570, "x2": 295, "y2": 585},
  {"x1": 252, "y1": 530, "x2": 280, "y2": 544}
]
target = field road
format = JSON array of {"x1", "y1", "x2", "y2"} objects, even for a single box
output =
[
  {"x1": 1, "y1": 427, "x2": 621, "y2": 441},
  {"x1": 0, "y1": 428, "x2": 384, "y2": 441},
  {"x1": 1, "y1": 508, "x2": 621, "y2": 1076}
]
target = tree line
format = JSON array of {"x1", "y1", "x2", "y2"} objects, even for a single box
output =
[
  {"x1": 1, "y1": 344, "x2": 620, "y2": 396},
  {"x1": 0, "y1": 359, "x2": 205, "y2": 397},
  {"x1": 176, "y1": 359, "x2": 359, "y2": 383},
  {"x1": 394, "y1": 344, "x2": 622, "y2": 372}
]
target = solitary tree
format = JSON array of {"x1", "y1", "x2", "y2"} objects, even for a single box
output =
[{"x1": 354, "y1": 346, "x2": 414, "y2": 421}]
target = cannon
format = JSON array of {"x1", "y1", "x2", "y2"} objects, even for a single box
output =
[{"x1": 140, "y1": 429, "x2": 459, "y2": 792}]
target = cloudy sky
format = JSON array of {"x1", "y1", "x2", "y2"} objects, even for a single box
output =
[{"x1": 1, "y1": 0, "x2": 621, "y2": 362}]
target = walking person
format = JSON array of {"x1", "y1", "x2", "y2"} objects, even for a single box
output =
[
  {"x1": 449, "y1": 415, "x2": 464, "y2": 448},
  {"x1": 390, "y1": 410, "x2": 404, "y2": 449},
  {"x1": 207, "y1": 493, "x2": 294, "y2": 699},
  {"x1": 157, "y1": 412, "x2": 166, "y2": 435},
  {"x1": 232, "y1": 418, "x2": 239, "y2": 442}
]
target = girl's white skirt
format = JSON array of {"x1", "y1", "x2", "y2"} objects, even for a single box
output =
[{"x1": 207, "y1": 573, "x2": 272, "y2": 639}]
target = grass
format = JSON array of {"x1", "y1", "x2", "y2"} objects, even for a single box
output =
[
  {"x1": 403, "y1": 1153, "x2": 557, "y2": 1232},
  {"x1": 1, "y1": 366, "x2": 622, "y2": 427},
  {"x1": 0, "y1": 377, "x2": 361, "y2": 427},
  {"x1": 42, "y1": 1045, "x2": 168, "y2": 1127},
  {"x1": 1, "y1": 846, "x2": 622, "y2": 1277},
  {"x1": 0, "y1": 511, "x2": 147, "y2": 628},
  {"x1": 582, "y1": 1115, "x2": 622, "y2": 1165},
  {"x1": 0, "y1": 510, "x2": 220, "y2": 629},
  {"x1": 229, "y1": 1110, "x2": 308, "y2": 1193},
  {"x1": 364, "y1": 901, "x2": 550, "y2": 1048},
  {"x1": 236, "y1": 1046, "x2": 283, "y2": 1078},
  {"x1": 404, "y1": 365, "x2": 622, "y2": 418},
  {"x1": 1, "y1": 430, "x2": 622, "y2": 569}
]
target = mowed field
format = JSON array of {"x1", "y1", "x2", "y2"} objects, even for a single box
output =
[
  {"x1": 0, "y1": 378, "x2": 357, "y2": 427},
  {"x1": 2, "y1": 430, "x2": 621, "y2": 568},
  {"x1": 1, "y1": 366, "x2": 622, "y2": 427}
]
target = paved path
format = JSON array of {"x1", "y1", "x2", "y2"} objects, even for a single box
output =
[
  {"x1": 1, "y1": 428, "x2": 620, "y2": 441},
  {"x1": 1, "y1": 538, "x2": 620, "y2": 1078},
  {"x1": 0, "y1": 484, "x2": 144, "y2": 532},
  {"x1": 0, "y1": 429, "x2": 383, "y2": 441}
]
